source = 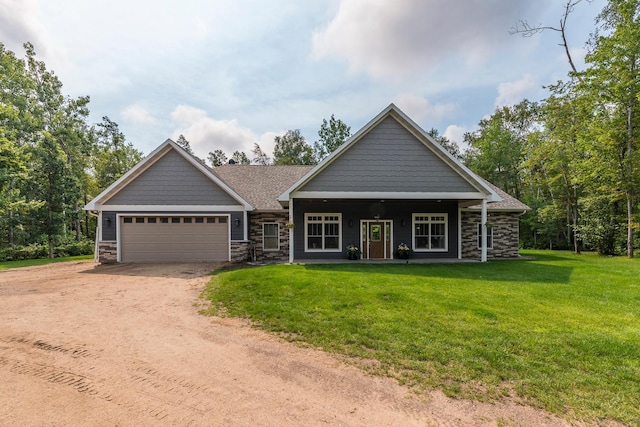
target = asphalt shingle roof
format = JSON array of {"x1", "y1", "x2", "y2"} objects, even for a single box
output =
[{"x1": 214, "y1": 165, "x2": 313, "y2": 211}]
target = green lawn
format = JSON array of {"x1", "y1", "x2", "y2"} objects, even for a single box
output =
[
  {"x1": 202, "y1": 250, "x2": 640, "y2": 425},
  {"x1": 0, "y1": 254, "x2": 94, "y2": 270}
]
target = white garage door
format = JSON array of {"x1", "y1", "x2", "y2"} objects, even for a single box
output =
[{"x1": 120, "y1": 216, "x2": 229, "y2": 262}]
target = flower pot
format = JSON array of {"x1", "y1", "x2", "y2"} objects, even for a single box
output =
[{"x1": 347, "y1": 253, "x2": 359, "y2": 260}]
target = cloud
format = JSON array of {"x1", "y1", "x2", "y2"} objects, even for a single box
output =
[
  {"x1": 0, "y1": 0, "x2": 64, "y2": 63},
  {"x1": 121, "y1": 104, "x2": 156, "y2": 125},
  {"x1": 494, "y1": 74, "x2": 537, "y2": 107},
  {"x1": 444, "y1": 124, "x2": 470, "y2": 151},
  {"x1": 393, "y1": 94, "x2": 456, "y2": 124},
  {"x1": 312, "y1": 0, "x2": 540, "y2": 79},
  {"x1": 170, "y1": 105, "x2": 280, "y2": 161}
]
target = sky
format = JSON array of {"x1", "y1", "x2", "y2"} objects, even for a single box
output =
[{"x1": 0, "y1": 0, "x2": 603, "y2": 161}]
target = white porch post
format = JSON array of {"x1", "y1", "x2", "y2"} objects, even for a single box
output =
[
  {"x1": 289, "y1": 198, "x2": 294, "y2": 263},
  {"x1": 481, "y1": 199, "x2": 487, "y2": 262},
  {"x1": 243, "y1": 210, "x2": 248, "y2": 241}
]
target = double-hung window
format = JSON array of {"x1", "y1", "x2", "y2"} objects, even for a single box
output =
[
  {"x1": 477, "y1": 223, "x2": 493, "y2": 249},
  {"x1": 413, "y1": 214, "x2": 448, "y2": 251},
  {"x1": 305, "y1": 214, "x2": 341, "y2": 251},
  {"x1": 263, "y1": 223, "x2": 279, "y2": 251}
]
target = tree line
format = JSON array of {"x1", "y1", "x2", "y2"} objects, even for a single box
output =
[{"x1": 1, "y1": 42, "x2": 142, "y2": 257}]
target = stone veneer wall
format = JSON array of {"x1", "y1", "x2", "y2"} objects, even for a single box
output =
[
  {"x1": 230, "y1": 241, "x2": 251, "y2": 262},
  {"x1": 248, "y1": 212, "x2": 290, "y2": 262},
  {"x1": 461, "y1": 211, "x2": 521, "y2": 260},
  {"x1": 98, "y1": 241, "x2": 117, "y2": 263}
]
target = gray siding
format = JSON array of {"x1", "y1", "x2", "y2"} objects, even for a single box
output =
[
  {"x1": 292, "y1": 200, "x2": 459, "y2": 260},
  {"x1": 101, "y1": 211, "x2": 245, "y2": 241},
  {"x1": 105, "y1": 149, "x2": 240, "y2": 206},
  {"x1": 300, "y1": 117, "x2": 478, "y2": 193}
]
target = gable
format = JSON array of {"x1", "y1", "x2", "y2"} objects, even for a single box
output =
[
  {"x1": 299, "y1": 116, "x2": 477, "y2": 193},
  {"x1": 104, "y1": 149, "x2": 241, "y2": 206}
]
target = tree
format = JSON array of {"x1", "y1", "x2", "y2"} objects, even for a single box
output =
[
  {"x1": 313, "y1": 114, "x2": 350, "y2": 161},
  {"x1": 208, "y1": 149, "x2": 227, "y2": 167},
  {"x1": 575, "y1": 0, "x2": 640, "y2": 257},
  {"x1": 273, "y1": 129, "x2": 315, "y2": 165},
  {"x1": 231, "y1": 151, "x2": 250, "y2": 165},
  {"x1": 251, "y1": 143, "x2": 271, "y2": 165},
  {"x1": 427, "y1": 128, "x2": 462, "y2": 159},
  {"x1": 464, "y1": 100, "x2": 540, "y2": 200},
  {"x1": 92, "y1": 116, "x2": 143, "y2": 192},
  {"x1": 175, "y1": 134, "x2": 193, "y2": 154}
]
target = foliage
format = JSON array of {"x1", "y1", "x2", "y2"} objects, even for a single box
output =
[
  {"x1": 427, "y1": 128, "x2": 462, "y2": 159},
  {"x1": 251, "y1": 143, "x2": 271, "y2": 165},
  {"x1": 203, "y1": 251, "x2": 640, "y2": 425},
  {"x1": 393, "y1": 242, "x2": 414, "y2": 258},
  {"x1": 231, "y1": 151, "x2": 250, "y2": 165},
  {"x1": 273, "y1": 129, "x2": 316, "y2": 165},
  {"x1": 345, "y1": 243, "x2": 361, "y2": 258},
  {"x1": 0, "y1": 239, "x2": 93, "y2": 262},
  {"x1": 313, "y1": 114, "x2": 351, "y2": 161},
  {"x1": 208, "y1": 149, "x2": 227, "y2": 167},
  {"x1": 175, "y1": 134, "x2": 193, "y2": 154}
]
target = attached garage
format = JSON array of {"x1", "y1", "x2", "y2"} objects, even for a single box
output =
[{"x1": 119, "y1": 216, "x2": 230, "y2": 262}]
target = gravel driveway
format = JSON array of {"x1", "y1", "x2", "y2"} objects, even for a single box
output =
[{"x1": 0, "y1": 261, "x2": 568, "y2": 426}]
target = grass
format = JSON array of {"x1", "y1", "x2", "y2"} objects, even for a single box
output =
[
  {"x1": 202, "y1": 250, "x2": 640, "y2": 425},
  {"x1": 0, "y1": 254, "x2": 93, "y2": 270}
]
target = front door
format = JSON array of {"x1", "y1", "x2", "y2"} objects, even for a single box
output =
[{"x1": 362, "y1": 220, "x2": 392, "y2": 259}]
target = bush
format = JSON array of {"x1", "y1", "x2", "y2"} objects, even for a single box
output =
[{"x1": 0, "y1": 240, "x2": 94, "y2": 261}]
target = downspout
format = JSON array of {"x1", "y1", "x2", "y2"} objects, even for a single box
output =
[
  {"x1": 481, "y1": 199, "x2": 487, "y2": 262},
  {"x1": 289, "y1": 198, "x2": 294, "y2": 263},
  {"x1": 457, "y1": 207, "x2": 462, "y2": 259}
]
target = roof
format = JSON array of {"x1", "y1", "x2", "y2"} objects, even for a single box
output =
[
  {"x1": 278, "y1": 103, "x2": 501, "y2": 204},
  {"x1": 214, "y1": 165, "x2": 314, "y2": 211},
  {"x1": 467, "y1": 180, "x2": 530, "y2": 212}
]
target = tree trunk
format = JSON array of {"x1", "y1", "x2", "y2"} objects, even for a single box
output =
[{"x1": 75, "y1": 201, "x2": 81, "y2": 241}]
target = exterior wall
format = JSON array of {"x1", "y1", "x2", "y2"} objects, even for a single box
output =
[
  {"x1": 292, "y1": 199, "x2": 459, "y2": 260},
  {"x1": 248, "y1": 212, "x2": 290, "y2": 261},
  {"x1": 230, "y1": 241, "x2": 251, "y2": 262},
  {"x1": 461, "y1": 211, "x2": 521, "y2": 260},
  {"x1": 101, "y1": 210, "x2": 245, "y2": 241},
  {"x1": 300, "y1": 117, "x2": 477, "y2": 193},
  {"x1": 106, "y1": 149, "x2": 240, "y2": 206},
  {"x1": 98, "y1": 241, "x2": 117, "y2": 263}
]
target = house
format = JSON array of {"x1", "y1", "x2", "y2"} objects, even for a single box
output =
[{"x1": 84, "y1": 104, "x2": 529, "y2": 263}]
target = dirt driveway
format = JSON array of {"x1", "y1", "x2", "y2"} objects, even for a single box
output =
[{"x1": 0, "y1": 261, "x2": 569, "y2": 426}]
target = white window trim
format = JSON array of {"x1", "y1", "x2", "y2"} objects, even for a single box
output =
[
  {"x1": 304, "y1": 213, "x2": 342, "y2": 252},
  {"x1": 412, "y1": 213, "x2": 448, "y2": 252},
  {"x1": 263, "y1": 223, "x2": 280, "y2": 251},
  {"x1": 477, "y1": 223, "x2": 494, "y2": 250}
]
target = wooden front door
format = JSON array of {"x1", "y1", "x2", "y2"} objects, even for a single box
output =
[{"x1": 362, "y1": 220, "x2": 392, "y2": 259}]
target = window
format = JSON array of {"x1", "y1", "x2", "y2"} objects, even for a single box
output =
[
  {"x1": 135, "y1": 217, "x2": 144, "y2": 224},
  {"x1": 195, "y1": 217, "x2": 204, "y2": 223},
  {"x1": 477, "y1": 223, "x2": 494, "y2": 249},
  {"x1": 218, "y1": 217, "x2": 227, "y2": 223},
  {"x1": 413, "y1": 214, "x2": 448, "y2": 251},
  {"x1": 305, "y1": 214, "x2": 341, "y2": 251},
  {"x1": 263, "y1": 223, "x2": 279, "y2": 251},
  {"x1": 160, "y1": 217, "x2": 169, "y2": 223},
  {"x1": 183, "y1": 217, "x2": 192, "y2": 223},
  {"x1": 171, "y1": 217, "x2": 180, "y2": 223},
  {"x1": 206, "y1": 217, "x2": 216, "y2": 223},
  {"x1": 147, "y1": 217, "x2": 157, "y2": 223},
  {"x1": 123, "y1": 217, "x2": 132, "y2": 223}
]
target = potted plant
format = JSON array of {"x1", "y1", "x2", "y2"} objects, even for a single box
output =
[
  {"x1": 345, "y1": 244, "x2": 361, "y2": 260},
  {"x1": 394, "y1": 242, "x2": 414, "y2": 259}
]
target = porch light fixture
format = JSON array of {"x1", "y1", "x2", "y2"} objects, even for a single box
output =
[
  {"x1": 401, "y1": 219, "x2": 406, "y2": 227},
  {"x1": 234, "y1": 218, "x2": 240, "y2": 227},
  {"x1": 373, "y1": 214, "x2": 380, "y2": 220},
  {"x1": 348, "y1": 219, "x2": 353, "y2": 227},
  {"x1": 103, "y1": 217, "x2": 111, "y2": 226}
]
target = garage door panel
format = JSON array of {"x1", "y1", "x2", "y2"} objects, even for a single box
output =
[{"x1": 120, "y1": 216, "x2": 230, "y2": 262}]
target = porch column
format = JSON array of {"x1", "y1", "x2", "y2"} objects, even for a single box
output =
[
  {"x1": 289, "y1": 198, "x2": 294, "y2": 263},
  {"x1": 481, "y1": 199, "x2": 487, "y2": 262}
]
